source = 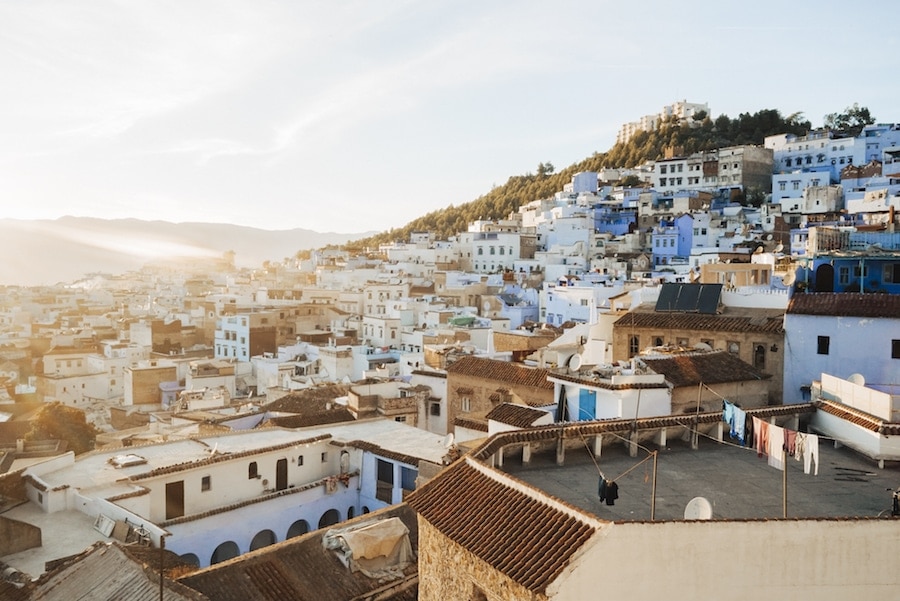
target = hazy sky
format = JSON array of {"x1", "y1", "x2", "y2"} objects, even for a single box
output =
[{"x1": 2, "y1": 1, "x2": 898, "y2": 234}]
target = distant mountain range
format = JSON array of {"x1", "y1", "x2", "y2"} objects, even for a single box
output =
[{"x1": 0, "y1": 217, "x2": 374, "y2": 287}]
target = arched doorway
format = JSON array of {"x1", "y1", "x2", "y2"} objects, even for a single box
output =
[
  {"x1": 814, "y1": 264, "x2": 834, "y2": 292},
  {"x1": 318, "y1": 508, "x2": 340, "y2": 528},
  {"x1": 250, "y1": 529, "x2": 277, "y2": 551},
  {"x1": 286, "y1": 519, "x2": 310, "y2": 539},
  {"x1": 211, "y1": 541, "x2": 239, "y2": 565}
]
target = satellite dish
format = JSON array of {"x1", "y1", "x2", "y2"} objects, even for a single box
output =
[
  {"x1": 782, "y1": 269, "x2": 796, "y2": 287},
  {"x1": 848, "y1": 373, "x2": 866, "y2": 386},
  {"x1": 693, "y1": 342, "x2": 712, "y2": 351},
  {"x1": 441, "y1": 433, "x2": 455, "y2": 449},
  {"x1": 774, "y1": 243, "x2": 784, "y2": 253},
  {"x1": 753, "y1": 245, "x2": 764, "y2": 254},
  {"x1": 569, "y1": 353, "x2": 584, "y2": 371},
  {"x1": 684, "y1": 496, "x2": 713, "y2": 520}
]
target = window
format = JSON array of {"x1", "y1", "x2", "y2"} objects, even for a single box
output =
[
  {"x1": 430, "y1": 402, "x2": 441, "y2": 416},
  {"x1": 395, "y1": 416, "x2": 406, "y2": 423},
  {"x1": 839, "y1": 266, "x2": 850, "y2": 285},
  {"x1": 653, "y1": 336, "x2": 663, "y2": 347},
  {"x1": 490, "y1": 246, "x2": 495, "y2": 255},
  {"x1": 298, "y1": 455, "x2": 304, "y2": 466},
  {"x1": 499, "y1": 246, "x2": 505, "y2": 255},
  {"x1": 248, "y1": 462, "x2": 258, "y2": 479},
  {"x1": 629, "y1": 335, "x2": 640, "y2": 357},
  {"x1": 660, "y1": 165, "x2": 667, "y2": 174},
  {"x1": 817, "y1": 336, "x2": 830, "y2": 355},
  {"x1": 753, "y1": 344, "x2": 766, "y2": 370},
  {"x1": 376, "y1": 459, "x2": 393, "y2": 503},
  {"x1": 201, "y1": 476, "x2": 211, "y2": 492},
  {"x1": 893, "y1": 340, "x2": 900, "y2": 359},
  {"x1": 885, "y1": 264, "x2": 900, "y2": 284},
  {"x1": 462, "y1": 397, "x2": 471, "y2": 412},
  {"x1": 660, "y1": 177, "x2": 667, "y2": 186},
  {"x1": 321, "y1": 452, "x2": 328, "y2": 463}
]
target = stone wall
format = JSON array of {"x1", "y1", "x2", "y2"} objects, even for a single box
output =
[{"x1": 417, "y1": 519, "x2": 547, "y2": 601}]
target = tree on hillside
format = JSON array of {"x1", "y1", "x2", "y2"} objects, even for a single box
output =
[
  {"x1": 26, "y1": 402, "x2": 98, "y2": 455},
  {"x1": 536, "y1": 161, "x2": 555, "y2": 178},
  {"x1": 824, "y1": 103, "x2": 875, "y2": 137}
]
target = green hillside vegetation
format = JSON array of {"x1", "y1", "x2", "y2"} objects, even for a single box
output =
[{"x1": 347, "y1": 105, "x2": 872, "y2": 250}]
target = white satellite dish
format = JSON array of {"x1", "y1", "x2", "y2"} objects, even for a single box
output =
[
  {"x1": 684, "y1": 496, "x2": 713, "y2": 520},
  {"x1": 569, "y1": 353, "x2": 584, "y2": 371},
  {"x1": 848, "y1": 373, "x2": 866, "y2": 386},
  {"x1": 441, "y1": 433, "x2": 455, "y2": 449},
  {"x1": 782, "y1": 269, "x2": 796, "y2": 287},
  {"x1": 774, "y1": 243, "x2": 784, "y2": 253}
]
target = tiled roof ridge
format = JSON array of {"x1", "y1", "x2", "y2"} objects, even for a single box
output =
[
  {"x1": 343, "y1": 440, "x2": 424, "y2": 466},
  {"x1": 814, "y1": 398, "x2": 900, "y2": 434},
  {"x1": 470, "y1": 404, "x2": 816, "y2": 461},
  {"x1": 548, "y1": 371, "x2": 669, "y2": 390}
]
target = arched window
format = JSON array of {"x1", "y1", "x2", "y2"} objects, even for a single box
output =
[{"x1": 248, "y1": 462, "x2": 258, "y2": 479}]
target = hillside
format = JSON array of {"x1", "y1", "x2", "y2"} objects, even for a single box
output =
[
  {"x1": 348, "y1": 107, "x2": 821, "y2": 248},
  {"x1": 0, "y1": 217, "x2": 373, "y2": 287}
]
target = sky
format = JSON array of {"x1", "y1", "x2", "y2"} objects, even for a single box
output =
[{"x1": 2, "y1": 0, "x2": 899, "y2": 235}]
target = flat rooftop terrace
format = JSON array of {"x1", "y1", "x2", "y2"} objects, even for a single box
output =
[{"x1": 502, "y1": 435, "x2": 900, "y2": 521}]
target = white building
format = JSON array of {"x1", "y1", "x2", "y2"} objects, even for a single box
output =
[
  {"x1": 783, "y1": 292, "x2": 900, "y2": 403},
  {"x1": 1, "y1": 419, "x2": 448, "y2": 577}
]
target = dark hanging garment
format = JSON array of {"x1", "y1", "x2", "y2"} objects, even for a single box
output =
[
  {"x1": 605, "y1": 481, "x2": 619, "y2": 506},
  {"x1": 598, "y1": 477, "x2": 608, "y2": 502}
]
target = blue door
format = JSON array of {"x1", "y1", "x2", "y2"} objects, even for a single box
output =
[{"x1": 579, "y1": 389, "x2": 596, "y2": 421}]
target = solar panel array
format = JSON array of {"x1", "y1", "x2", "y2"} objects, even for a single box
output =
[{"x1": 654, "y1": 283, "x2": 722, "y2": 314}]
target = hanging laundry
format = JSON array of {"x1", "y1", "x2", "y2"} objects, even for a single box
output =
[
  {"x1": 803, "y1": 433, "x2": 819, "y2": 476},
  {"x1": 753, "y1": 417, "x2": 769, "y2": 458},
  {"x1": 784, "y1": 429, "x2": 797, "y2": 457},
  {"x1": 768, "y1": 424, "x2": 785, "y2": 471},
  {"x1": 794, "y1": 432, "x2": 805, "y2": 463},
  {"x1": 723, "y1": 401, "x2": 734, "y2": 428},
  {"x1": 605, "y1": 481, "x2": 619, "y2": 506},
  {"x1": 732, "y1": 408, "x2": 747, "y2": 445}
]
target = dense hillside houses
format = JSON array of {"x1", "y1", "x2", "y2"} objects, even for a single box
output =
[{"x1": 2, "y1": 101, "x2": 900, "y2": 598}]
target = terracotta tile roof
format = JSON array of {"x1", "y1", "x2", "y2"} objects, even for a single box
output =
[
  {"x1": 28, "y1": 542, "x2": 208, "y2": 601},
  {"x1": 446, "y1": 356, "x2": 554, "y2": 390},
  {"x1": 640, "y1": 350, "x2": 771, "y2": 387},
  {"x1": 486, "y1": 403, "x2": 551, "y2": 428},
  {"x1": 454, "y1": 416, "x2": 488, "y2": 432},
  {"x1": 814, "y1": 399, "x2": 900, "y2": 435},
  {"x1": 787, "y1": 292, "x2": 900, "y2": 318},
  {"x1": 178, "y1": 503, "x2": 418, "y2": 601},
  {"x1": 405, "y1": 457, "x2": 603, "y2": 594},
  {"x1": 614, "y1": 311, "x2": 784, "y2": 333}
]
